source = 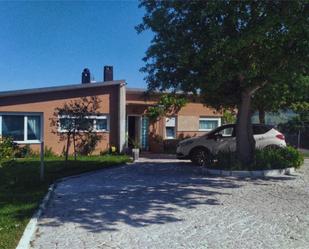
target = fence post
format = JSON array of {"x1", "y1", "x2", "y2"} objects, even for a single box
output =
[
  {"x1": 40, "y1": 141, "x2": 45, "y2": 181},
  {"x1": 297, "y1": 130, "x2": 301, "y2": 149}
]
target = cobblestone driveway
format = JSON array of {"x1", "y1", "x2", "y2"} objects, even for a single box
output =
[{"x1": 32, "y1": 159, "x2": 309, "y2": 249}]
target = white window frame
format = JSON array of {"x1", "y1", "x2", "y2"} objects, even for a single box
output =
[
  {"x1": 0, "y1": 112, "x2": 43, "y2": 144},
  {"x1": 165, "y1": 117, "x2": 177, "y2": 139},
  {"x1": 199, "y1": 117, "x2": 221, "y2": 131},
  {"x1": 58, "y1": 115, "x2": 109, "y2": 133}
]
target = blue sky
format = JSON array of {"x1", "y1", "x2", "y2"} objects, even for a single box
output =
[{"x1": 0, "y1": 0, "x2": 153, "y2": 91}]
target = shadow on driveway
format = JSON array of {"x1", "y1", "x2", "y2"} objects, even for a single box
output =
[{"x1": 39, "y1": 160, "x2": 296, "y2": 233}]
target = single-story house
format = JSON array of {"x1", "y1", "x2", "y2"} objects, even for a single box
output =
[{"x1": 0, "y1": 67, "x2": 222, "y2": 154}]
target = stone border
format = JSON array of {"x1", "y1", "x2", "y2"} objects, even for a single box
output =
[
  {"x1": 16, "y1": 183, "x2": 56, "y2": 249},
  {"x1": 202, "y1": 167, "x2": 295, "y2": 177}
]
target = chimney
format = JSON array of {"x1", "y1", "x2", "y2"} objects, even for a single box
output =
[
  {"x1": 81, "y1": 68, "x2": 91, "y2": 84},
  {"x1": 104, "y1": 66, "x2": 113, "y2": 81}
]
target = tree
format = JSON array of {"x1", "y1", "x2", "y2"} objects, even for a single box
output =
[
  {"x1": 137, "y1": 0, "x2": 308, "y2": 165},
  {"x1": 50, "y1": 96, "x2": 102, "y2": 161},
  {"x1": 253, "y1": 75, "x2": 309, "y2": 124},
  {"x1": 146, "y1": 93, "x2": 187, "y2": 121}
]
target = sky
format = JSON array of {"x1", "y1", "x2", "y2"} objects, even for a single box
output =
[{"x1": 0, "y1": 0, "x2": 153, "y2": 91}]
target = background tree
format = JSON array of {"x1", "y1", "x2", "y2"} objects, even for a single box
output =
[
  {"x1": 50, "y1": 96, "x2": 102, "y2": 161},
  {"x1": 253, "y1": 75, "x2": 309, "y2": 124},
  {"x1": 138, "y1": 0, "x2": 308, "y2": 165}
]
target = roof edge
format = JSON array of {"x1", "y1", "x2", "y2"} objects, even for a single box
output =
[{"x1": 0, "y1": 80, "x2": 126, "y2": 98}]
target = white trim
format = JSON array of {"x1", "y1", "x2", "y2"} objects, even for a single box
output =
[
  {"x1": 199, "y1": 117, "x2": 221, "y2": 131},
  {"x1": 0, "y1": 112, "x2": 43, "y2": 143},
  {"x1": 165, "y1": 116, "x2": 177, "y2": 139},
  {"x1": 58, "y1": 115, "x2": 110, "y2": 133},
  {"x1": 24, "y1": 116, "x2": 28, "y2": 142}
]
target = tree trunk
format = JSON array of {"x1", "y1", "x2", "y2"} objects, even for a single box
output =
[
  {"x1": 258, "y1": 108, "x2": 266, "y2": 124},
  {"x1": 65, "y1": 133, "x2": 71, "y2": 162},
  {"x1": 236, "y1": 91, "x2": 256, "y2": 166}
]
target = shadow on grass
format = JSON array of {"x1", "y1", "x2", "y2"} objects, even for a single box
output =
[{"x1": 37, "y1": 160, "x2": 297, "y2": 233}]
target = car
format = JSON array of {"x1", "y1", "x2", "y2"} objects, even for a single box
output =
[{"x1": 176, "y1": 124, "x2": 286, "y2": 166}]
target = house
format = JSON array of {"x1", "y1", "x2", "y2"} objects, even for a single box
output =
[{"x1": 0, "y1": 67, "x2": 222, "y2": 154}]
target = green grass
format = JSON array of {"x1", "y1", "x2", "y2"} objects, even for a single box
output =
[{"x1": 0, "y1": 154, "x2": 131, "y2": 249}]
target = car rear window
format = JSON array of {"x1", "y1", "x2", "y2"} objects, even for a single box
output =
[{"x1": 253, "y1": 125, "x2": 273, "y2": 135}]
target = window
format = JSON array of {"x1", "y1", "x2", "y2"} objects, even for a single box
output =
[
  {"x1": 216, "y1": 125, "x2": 234, "y2": 137},
  {"x1": 199, "y1": 117, "x2": 221, "y2": 131},
  {"x1": 165, "y1": 117, "x2": 176, "y2": 139},
  {"x1": 253, "y1": 124, "x2": 273, "y2": 135},
  {"x1": 58, "y1": 115, "x2": 109, "y2": 132},
  {"x1": 95, "y1": 117, "x2": 108, "y2": 131},
  {"x1": 0, "y1": 113, "x2": 42, "y2": 143}
]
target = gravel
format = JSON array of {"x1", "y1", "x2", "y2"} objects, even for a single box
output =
[{"x1": 31, "y1": 158, "x2": 309, "y2": 249}]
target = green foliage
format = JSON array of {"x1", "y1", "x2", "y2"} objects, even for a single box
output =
[
  {"x1": 211, "y1": 151, "x2": 242, "y2": 170},
  {"x1": 44, "y1": 146, "x2": 56, "y2": 158},
  {"x1": 50, "y1": 96, "x2": 102, "y2": 160},
  {"x1": 77, "y1": 133, "x2": 102, "y2": 155},
  {"x1": 14, "y1": 144, "x2": 33, "y2": 158},
  {"x1": 0, "y1": 136, "x2": 17, "y2": 164},
  {"x1": 222, "y1": 109, "x2": 236, "y2": 124},
  {"x1": 279, "y1": 106, "x2": 309, "y2": 133},
  {"x1": 255, "y1": 146, "x2": 304, "y2": 170},
  {"x1": 210, "y1": 146, "x2": 304, "y2": 170},
  {"x1": 138, "y1": 0, "x2": 308, "y2": 165},
  {"x1": 138, "y1": 1, "x2": 308, "y2": 108},
  {"x1": 146, "y1": 94, "x2": 187, "y2": 121}
]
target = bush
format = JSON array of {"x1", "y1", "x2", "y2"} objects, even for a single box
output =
[
  {"x1": 44, "y1": 146, "x2": 56, "y2": 157},
  {"x1": 209, "y1": 146, "x2": 304, "y2": 170},
  {"x1": 210, "y1": 151, "x2": 243, "y2": 170},
  {"x1": 255, "y1": 146, "x2": 304, "y2": 170},
  {"x1": 14, "y1": 144, "x2": 33, "y2": 158},
  {"x1": 0, "y1": 136, "x2": 17, "y2": 164}
]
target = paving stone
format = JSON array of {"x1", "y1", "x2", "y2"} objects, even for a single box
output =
[{"x1": 31, "y1": 159, "x2": 309, "y2": 249}]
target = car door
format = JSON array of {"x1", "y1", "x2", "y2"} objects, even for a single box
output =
[{"x1": 211, "y1": 125, "x2": 236, "y2": 154}]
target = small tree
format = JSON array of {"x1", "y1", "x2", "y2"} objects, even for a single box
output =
[
  {"x1": 146, "y1": 93, "x2": 187, "y2": 121},
  {"x1": 50, "y1": 96, "x2": 102, "y2": 161}
]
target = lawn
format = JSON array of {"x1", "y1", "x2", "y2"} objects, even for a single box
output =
[{"x1": 0, "y1": 155, "x2": 131, "y2": 249}]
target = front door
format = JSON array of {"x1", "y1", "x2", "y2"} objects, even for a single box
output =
[
  {"x1": 128, "y1": 116, "x2": 140, "y2": 148},
  {"x1": 127, "y1": 115, "x2": 149, "y2": 150}
]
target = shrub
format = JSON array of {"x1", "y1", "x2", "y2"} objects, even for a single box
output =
[
  {"x1": 0, "y1": 136, "x2": 17, "y2": 164},
  {"x1": 44, "y1": 146, "x2": 56, "y2": 157},
  {"x1": 77, "y1": 133, "x2": 102, "y2": 155},
  {"x1": 210, "y1": 151, "x2": 243, "y2": 170},
  {"x1": 254, "y1": 146, "x2": 304, "y2": 170},
  {"x1": 210, "y1": 146, "x2": 304, "y2": 170},
  {"x1": 14, "y1": 144, "x2": 33, "y2": 158}
]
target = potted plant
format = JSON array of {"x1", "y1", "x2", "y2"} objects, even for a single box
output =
[{"x1": 131, "y1": 138, "x2": 140, "y2": 161}]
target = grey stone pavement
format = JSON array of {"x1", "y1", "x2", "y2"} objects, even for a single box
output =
[{"x1": 31, "y1": 158, "x2": 309, "y2": 249}]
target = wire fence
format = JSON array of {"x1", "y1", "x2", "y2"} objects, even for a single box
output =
[{"x1": 284, "y1": 131, "x2": 309, "y2": 149}]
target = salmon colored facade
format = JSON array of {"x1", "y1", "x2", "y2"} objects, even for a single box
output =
[
  {"x1": 126, "y1": 89, "x2": 222, "y2": 153},
  {"x1": 0, "y1": 81, "x2": 222, "y2": 154}
]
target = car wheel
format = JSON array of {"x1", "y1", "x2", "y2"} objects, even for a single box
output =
[{"x1": 190, "y1": 147, "x2": 211, "y2": 166}]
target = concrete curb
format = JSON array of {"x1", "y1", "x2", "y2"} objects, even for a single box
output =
[
  {"x1": 203, "y1": 167, "x2": 296, "y2": 177},
  {"x1": 16, "y1": 183, "x2": 56, "y2": 249}
]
